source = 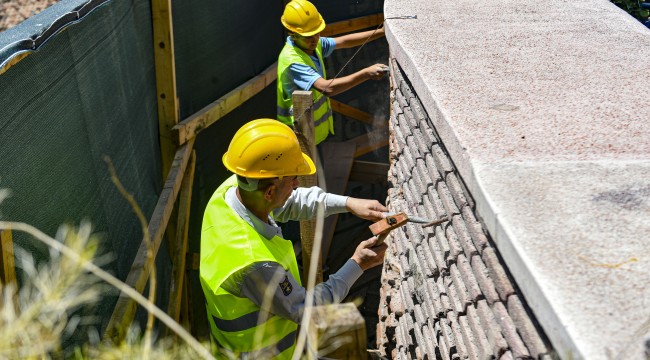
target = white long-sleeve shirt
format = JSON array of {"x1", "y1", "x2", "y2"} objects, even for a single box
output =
[{"x1": 221, "y1": 186, "x2": 363, "y2": 323}]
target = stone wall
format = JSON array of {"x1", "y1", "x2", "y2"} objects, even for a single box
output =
[{"x1": 376, "y1": 58, "x2": 555, "y2": 360}]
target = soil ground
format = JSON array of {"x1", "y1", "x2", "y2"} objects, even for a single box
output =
[{"x1": 0, "y1": 0, "x2": 60, "y2": 32}]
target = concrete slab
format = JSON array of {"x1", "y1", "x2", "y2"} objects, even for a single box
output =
[{"x1": 385, "y1": 0, "x2": 650, "y2": 358}]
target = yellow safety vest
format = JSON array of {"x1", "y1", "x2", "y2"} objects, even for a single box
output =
[
  {"x1": 200, "y1": 175, "x2": 302, "y2": 359},
  {"x1": 277, "y1": 39, "x2": 334, "y2": 145}
]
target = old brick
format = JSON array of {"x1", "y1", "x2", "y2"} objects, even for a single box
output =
[
  {"x1": 436, "y1": 321, "x2": 451, "y2": 360},
  {"x1": 427, "y1": 229, "x2": 447, "y2": 275},
  {"x1": 446, "y1": 172, "x2": 470, "y2": 209},
  {"x1": 432, "y1": 143, "x2": 454, "y2": 174},
  {"x1": 447, "y1": 313, "x2": 470, "y2": 360},
  {"x1": 399, "y1": 314, "x2": 414, "y2": 347},
  {"x1": 507, "y1": 295, "x2": 549, "y2": 357},
  {"x1": 499, "y1": 351, "x2": 515, "y2": 360},
  {"x1": 444, "y1": 273, "x2": 466, "y2": 314},
  {"x1": 411, "y1": 163, "x2": 427, "y2": 196},
  {"x1": 439, "y1": 316, "x2": 458, "y2": 356},
  {"x1": 390, "y1": 288, "x2": 405, "y2": 316},
  {"x1": 419, "y1": 239, "x2": 439, "y2": 277},
  {"x1": 421, "y1": 322, "x2": 438, "y2": 359},
  {"x1": 458, "y1": 315, "x2": 481, "y2": 360},
  {"x1": 416, "y1": 244, "x2": 434, "y2": 278},
  {"x1": 414, "y1": 304, "x2": 427, "y2": 325},
  {"x1": 477, "y1": 300, "x2": 508, "y2": 357},
  {"x1": 395, "y1": 88, "x2": 409, "y2": 115},
  {"x1": 457, "y1": 254, "x2": 483, "y2": 303},
  {"x1": 414, "y1": 161, "x2": 434, "y2": 190},
  {"x1": 425, "y1": 278, "x2": 444, "y2": 319},
  {"x1": 461, "y1": 205, "x2": 489, "y2": 254},
  {"x1": 482, "y1": 248, "x2": 515, "y2": 302},
  {"x1": 391, "y1": 100, "x2": 403, "y2": 120},
  {"x1": 451, "y1": 214, "x2": 479, "y2": 257},
  {"x1": 424, "y1": 153, "x2": 444, "y2": 184},
  {"x1": 435, "y1": 225, "x2": 452, "y2": 267},
  {"x1": 444, "y1": 223, "x2": 464, "y2": 265},
  {"x1": 466, "y1": 304, "x2": 495, "y2": 359},
  {"x1": 437, "y1": 181, "x2": 461, "y2": 215},
  {"x1": 491, "y1": 302, "x2": 530, "y2": 359},
  {"x1": 400, "y1": 254, "x2": 412, "y2": 279},
  {"x1": 411, "y1": 127, "x2": 431, "y2": 158},
  {"x1": 402, "y1": 280, "x2": 416, "y2": 310},
  {"x1": 436, "y1": 276, "x2": 453, "y2": 315},
  {"x1": 450, "y1": 263, "x2": 471, "y2": 312},
  {"x1": 393, "y1": 124, "x2": 408, "y2": 156},
  {"x1": 401, "y1": 144, "x2": 417, "y2": 173},
  {"x1": 470, "y1": 254, "x2": 500, "y2": 305},
  {"x1": 425, "y1": 190, "x2": 447, "y2": 221},
  {"x1": 421, "y1": 125, "x2": 438, "y2": 146},
  {"x1": 403, "y1": 105, "x2": 419, "y2": 131}
]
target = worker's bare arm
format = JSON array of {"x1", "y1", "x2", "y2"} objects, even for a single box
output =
[
  {"x1": 333, "y1": 27, "x2": 385, "y2": 49},
  {"x1": 311, "y1": 64, "x2": 387, "y2": 97},
  {"x1": 345, "y1": 197, "x2": 387, "y2": 222}
]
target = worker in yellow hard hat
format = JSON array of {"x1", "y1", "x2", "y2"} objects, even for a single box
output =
[
  {"x1": 199, "y1": 119, "x2": 388, "y2": 359},
  {"x1": 277, "y1": 0, "x2": 388, "y2": 145}
]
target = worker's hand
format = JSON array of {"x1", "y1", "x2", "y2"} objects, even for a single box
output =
[
  {"x1": 365, "y1": 63, "x2": 388, "y2": 80},
  {"x1": 346, "y1": 197, "x2": 387, "y2": 222},
  {"x1": 352, "y1": 236, "x2": 388, "y2": 271}
]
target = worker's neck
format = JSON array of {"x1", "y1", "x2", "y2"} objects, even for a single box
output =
[{"x1": 237, "y1": 188, "x2": 271, "y2": 224}]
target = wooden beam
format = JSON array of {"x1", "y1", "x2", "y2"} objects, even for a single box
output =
[
  {"x1": 105, "y1": 139, "x2": 195, "y2": 342},
  {"x1": 293, "y1": 90, "x2": 322, "y2": 286},
  {"x1": 167, "y1": 150, "x2": 196, "y2": 325},
  {"x1": 0, "y1": 53, "x2": 30, "y2": 76},
  {"x1": 151, "y1": 0, "x2": 179, "y2": 179},
  {"x1": 344, "y1": 128, "x2": 389, "y2": 158},
  {"x1": 349, "y1": 160, "x2": 389, "y2": 183},
  {"x1": 307, "y1": 303, "x2": 367, "y2": 360},
  {"x1": 172, "y1": 63, "x2": 278, "y2": 145},
  {"x1": 319, "y1": 142, "x2": 356, "y2": 261},
  {"x1": 0, "y1": 228, "x2": 16, "y2": 285},
  {"x1": 329, "y1": 99, "x2": 373, "y2": 125},
  {"x1": 321, "y1": 14, "x2": 384, "y2": 37}
]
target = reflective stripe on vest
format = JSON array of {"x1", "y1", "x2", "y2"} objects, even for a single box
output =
[
  {"x1": 277, "y1": 39, "x2": 334, "y2": 144},
  {"x1": 200, "y1": 175, "x2": 302, "y2": 359}
]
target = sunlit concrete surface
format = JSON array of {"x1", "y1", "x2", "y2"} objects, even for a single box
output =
[{"x1": 384, "y1": 0, "x2": 650, "y2": 358}]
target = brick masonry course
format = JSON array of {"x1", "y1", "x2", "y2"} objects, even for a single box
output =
[{"x1": 377, "y1": 60, "x2": 553, "y2": 359}]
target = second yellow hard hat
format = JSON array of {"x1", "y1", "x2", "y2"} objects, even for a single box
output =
[{"x1": 281, "y1": 0, "x2": 326, "y2": 37}]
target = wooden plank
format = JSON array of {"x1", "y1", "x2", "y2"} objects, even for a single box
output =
[
  {"x1": 319, "y1": 142, "x2": 356, "y2": 261},
  {"x1": 105, "y1": 139, "x2": 195, "y2": 342},
  {"x1": 172, "y1": 62, "x2": 278, "y2": 145},
  {"x1": 167, "y1": 150, "x2": 196, "y2": 325},
  {"x1": 321, "y1": 14, "x2": 384, "y2": 36},
  {"x1": 329, "y1": 99, "x2": 373, "y2": 125},
  {"x1": 151, "y1": 0, "x2": 179, "y2": 179},
  {"x1": 349, "y1": 160, "x2": 389, "y2": 183},
  {"x1": 0, "y1": 228, "x2": 16, "y2": 285},
  {"x1": 293, "y1": 90, "x2": 323, "y2": 286},
  {"x1": 345, "y1": 128, "x2": 389, "y2": 158},
  {"x1": 307, "y1": 303, "x2": 367, "y2": 360}
]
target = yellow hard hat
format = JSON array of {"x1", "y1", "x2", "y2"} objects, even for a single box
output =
[
  {"x1": 281, "y1": 0, "x2": 326, "y2": 37},
  {"x1": 222, "y1": 119, "x2": 316, "y2": 178}
]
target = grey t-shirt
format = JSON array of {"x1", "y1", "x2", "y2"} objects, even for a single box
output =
[{"x1": 222, "y1": 186, "x2": 364, "y2": 323}]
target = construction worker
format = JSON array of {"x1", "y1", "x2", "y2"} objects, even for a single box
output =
[
  {"x1": 277, "y1": 0, "x2": 388, "y2": 144},
  {"x1": 200, "y1": 119, "x2": 388, "y2": 359}
]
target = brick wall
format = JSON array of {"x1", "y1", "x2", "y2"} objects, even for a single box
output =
[{"x1": 376, "y1": 58, "x2": 555, "y2": 360}]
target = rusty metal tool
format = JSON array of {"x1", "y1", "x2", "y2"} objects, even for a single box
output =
[{"x1": 369, "y1": 212, "x2": 448, "y2": 245}]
